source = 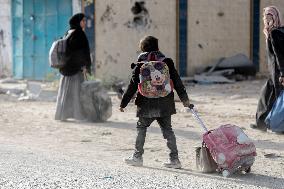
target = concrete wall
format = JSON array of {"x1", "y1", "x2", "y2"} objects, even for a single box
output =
[
  {"x1": 259, "y1": 1, "x2": 284, "y2": 74},
  {"x1": 4, "y1": 0, "x2": 281, "y2": 80},
  {"x1": 187, "y1": 0, "x2": 251, "y2": 75},
  {"x1": 0, "y1": 0, "x2": 12, "y2": 77},
  {"x1": 95, "y1": 0, "x2": 177, "y2": 81}
]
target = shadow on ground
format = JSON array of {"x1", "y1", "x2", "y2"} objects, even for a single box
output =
[
  {"x1": 79, "y1": 120, "x2": 284, "y2": 151},
  {"x1": 142, "y1": 166, "x2": 283, "y2": 189}
]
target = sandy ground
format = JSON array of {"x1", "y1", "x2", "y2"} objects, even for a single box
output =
[{"x1": 0, "y1": 79, "x2": 283, "y2": 189}]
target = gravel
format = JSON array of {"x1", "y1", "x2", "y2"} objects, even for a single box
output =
[{"x1": 0, "y1": 144, "x2": 280, "y2": 189}]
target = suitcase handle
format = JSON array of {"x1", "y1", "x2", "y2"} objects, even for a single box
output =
[{"x1": 189, "y1": 106, "x2": 209, "y2": 132}]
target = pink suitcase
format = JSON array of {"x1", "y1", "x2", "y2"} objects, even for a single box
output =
[{"x1": 190, "y1": 107, "x2": 256, "y2": 177}]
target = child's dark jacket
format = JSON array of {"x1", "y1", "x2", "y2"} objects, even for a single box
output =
[{"x1": 120, "y1": 51, "x2": 189, "y2": 118}]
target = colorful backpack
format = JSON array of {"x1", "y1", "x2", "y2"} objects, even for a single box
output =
[{"x1": 138, "y1": 53, "x2": 173, "y2": 98}]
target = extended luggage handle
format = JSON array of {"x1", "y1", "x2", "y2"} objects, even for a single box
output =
[{"x1": 188, "y1": 105, "x2": 209, "y2": 132}]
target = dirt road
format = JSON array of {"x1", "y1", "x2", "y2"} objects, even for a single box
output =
[{"x1": 0, "y1": 79, "x2": 283, "y2": 189}]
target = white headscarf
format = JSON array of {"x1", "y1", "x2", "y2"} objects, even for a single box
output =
[{"x1": 263, "y1": 6, "x2": 282, "y2": 38}]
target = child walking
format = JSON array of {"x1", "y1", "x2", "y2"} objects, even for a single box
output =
[{"x1": 120, "y1": 36, "x2": 192, "y2": 169}]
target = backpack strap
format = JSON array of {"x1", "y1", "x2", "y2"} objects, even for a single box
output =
[
  {"x1": 64, "y1": 29, "x2": 75, "y2": 39},
  {"x1": 130, "y1": 62, "x2": 144, "y2": 70},
  {"x1": 147, "y1": 52, "x2": 157, "y2": 61},
  {"x1": 147, "y1": 52, "x2": 166, "y2": 62}
]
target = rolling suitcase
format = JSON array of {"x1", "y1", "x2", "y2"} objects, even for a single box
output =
[{"x1": 190, "y1": 107, "x2": 256, "y2": 177}]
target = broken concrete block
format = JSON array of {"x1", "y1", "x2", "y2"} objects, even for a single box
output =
[
  {"x1": 194, "y1": 74, "x2": 235, "y2": 84},
  {"x1": 6, "y1": 88, "x2": 25, "y2": 95},
  {"x1": 0, "y1": 88, "x2": 7, "y2": 94},
  {"x1": 0, "y1": 78, "x2": 19, "y2": 84},
  {"x1": 27, "y1": 82, "x2": 42, "y2": 97},
  {"x1": 37, "y1": 90, "x2": 57, "y2": 102}
]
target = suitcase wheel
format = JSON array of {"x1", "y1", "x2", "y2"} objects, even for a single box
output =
[
  {"x1": 244, "y1": 167, "x2": 251, "y2": 173},
  {"x1": 222, "y1": 169, "x2": 230, "y2": 177}
]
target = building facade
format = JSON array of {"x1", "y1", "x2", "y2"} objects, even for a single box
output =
[
  {"x1": 1, "y1": 0, "x2": 284, "y2": 80},
  {"x1": 94, "y1": 0, "x2": 284, "y2": 81}
]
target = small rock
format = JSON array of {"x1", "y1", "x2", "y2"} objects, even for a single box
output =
[
  {"x1": 0, "y1": 88, "x2": 6, "y2": 94},
  {"x1": 230, "y1": 95, "x2": 243, "y2": 100},
  {"x1": 81, "y1": 139, "x2": 92, "y2": 143},
  {"x1": 150, "y1": 149, "x2": 161, "y2": 152},
  {"x1": 101, "y1": 176, "x2": 113, "y2": 179},
  {"x1": 264, "y1": 153, "x2": 282, "y2": 159},
  {"x1": 186, "y1": 124, "x2": 194, "y2": 128},
  {"x1": 101, "y1": 132, "x2": 112, "y2": 136}
]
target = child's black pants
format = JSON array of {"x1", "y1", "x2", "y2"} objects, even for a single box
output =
[{"x1": 134, "y1": 116, "x2": 179, "y2": 160}]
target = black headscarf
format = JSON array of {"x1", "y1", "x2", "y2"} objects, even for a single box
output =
[{"x1": 69, "y1": 13, "x2": 85, "y2": 29}]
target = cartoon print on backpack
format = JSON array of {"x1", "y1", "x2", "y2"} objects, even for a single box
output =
[{"x1": 138, "y1": 61, "x2": 173, "y2": 98}]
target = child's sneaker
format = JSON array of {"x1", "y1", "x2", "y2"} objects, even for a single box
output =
[
  {"x1": 124, "y1": 156, "x2": 143, "y2": 166},
  {"x1": 163, "y1": 159, "x2": 182, "y2": 169}
]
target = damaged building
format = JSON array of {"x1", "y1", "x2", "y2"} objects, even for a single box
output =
[{"x1": 0, "y1": 0, "x2": 284, "y2": 81}]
